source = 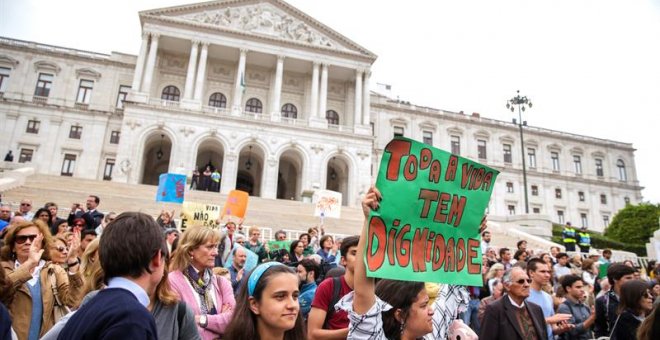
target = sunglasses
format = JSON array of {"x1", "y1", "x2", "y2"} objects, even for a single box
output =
[
  {"x1": 54, "y1": 245, "x2": 69, "y2": 252},
  {"x1": 21, "y1": 203, "x2": 31, "y2": 206},
  {"x1": 515, "y1": 278, "x2": 533, "y2": 285},
  {"x1": 15, "y1": 234, "x2": 38, "y2": 244},
  {"x1": 73, "y1": 223, "x2": 85, "y2": 227}
]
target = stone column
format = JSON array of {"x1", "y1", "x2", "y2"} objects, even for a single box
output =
[
  {"x1": 270, "y1": 55, "x2": 285, "y2": 122},
  {"x1": 231, "y1": 49, "x2": 248, "y2": 116},
  {"x1": 309, "y1": 62, "x2": 320, "y2": 120},
  {"x1": 262, "y1": 157, "x2": 278, "y2": 199},
  {"x1": 131, "y1": 33, "x2": 149, "y2": 92},
  {"x1": 183, "y1": 41, "x2": 199, "y2": 100},
  {"x1": 220, "y1": 153, "x2": 238, "y2": 194},
  {"x1": 193, "y1": 42, "x2": 209, "y2": 103},
  {"x1": 141, "y1": 33, "x2": 160, "y2": 95},
  {"x1": 318, "y1": 63, "x2": 328, "y2": 119},
  {"x1": 362, "y1": 69, "x2": 371, "y2": 125},
  {"x1": 354, "y1": 69, "x2": 363, "y2": 128}
]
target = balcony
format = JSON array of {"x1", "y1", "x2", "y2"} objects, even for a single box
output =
[{"x1": 32, "y1": 95, "x2": 48, "y2": 104}]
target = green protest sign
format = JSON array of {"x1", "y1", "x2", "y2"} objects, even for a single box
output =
[
  {"x1": 366, "y1": 137, "x2": 499, "y2": 286},
  {"x1": 268, "y1": 240, "x2": 290, "y2": 251}
]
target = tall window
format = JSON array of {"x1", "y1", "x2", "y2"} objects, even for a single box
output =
[
  {"x1": 477, "y1": 139, "x2": 487, "y2": 159},
  {"x1": 116, "y1": 85, "x2": 130, "y2": 109},
  {"x1": 506, "y1": 182, "x2": 514, "y2": 193},
  {"x1": 69, "y1": 125, "x2": 82, "y2": 139},
  {"x1": 110, "y1": 131, "x2": 120, "y2": 144},
  {"x1": 281, "y1": 103, "x2": 297, "y2": 119},
  {"x1": 18, "y1": 149, "x2": 33, "y2": 163},
  {"x1": 616, "y1": 159, "x2": 627, "y2": 181},
  {"x1": 508, "y1": 205, "x2": 516, "y2": 215},
  {"x1": 161, "y1": 85, "x2": 180, "y2": 101},
  {"x1": 393, "y1": 126, "x2": 404, "y2": 137},
  {"x1": 422, "y1": 131, "x2": 433, "y2": 145},
  {"x1": 245, "y1": 98, "x2": 263, "y2": 113},
  {"x1": 551, "y1": 152, "x2": 560, "y2": 171},
  {"x1": 595, "y1": 159, "x2": 604, "y2": 177},
  {"x1": 580, "y1": 213, "x2": 588, "y2": 227},
  {"x1": 578, "y1": 191, "x2": 585, "y2": 202},
  {"x1": 76, "y1": 80, "x2": 93, "y2": 104},
  {"x1": 326, "y1": 110, "x2": 339, "y2": 125},
  {"x1": 557, "y1": 210, "x2": 565, "y2": 224},
  {"x1": 0, "y1": 67, "x2": 10, "y2": 93},
  {"x1": 502, "y1": 144, "x2": 512, "y2": 163},
  {"x1": 26, "y1": 119, "x2": 40, "y2": 134},
  {"x1": 573, "y1": 155, "x2": 582, "y2": 174},
  {"x1": 208, "y1": 92, "x2": 227, "y2": 108},
  {"x1": 531, "y1": 185, "x2": 539, "y2": 196},
  {"x1": 528, "y1": 148, "x2": 537, "y2": 168},
  {"x1": 603, "y1": 215, "x2": 610, "y2": 227},
  {"x1": 600, "y1": 194, "x2": 607, "y2": 204},
  {"x1": 450, "y1": 135, "x2": 460, "y2": 155},
  {"x1": 61, "y1": 154, "x2": 76, "y2": 176},
  {"x1": 103, "y1": 159, "x2": 115, "y2": 181},
  {"x1": 555, "y1": 188, "x2": 562, "y2": 199},
  {"x1": 34, "y1": 73, "x2": 53, "y2": 97}
]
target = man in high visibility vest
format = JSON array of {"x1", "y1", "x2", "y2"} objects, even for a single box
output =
[
  {"x1": 578, "y1": 226, "x2": 591, "y2": 253},
  {"x1": 562, "y1": 221, "x2": 577, "y2": 252}
]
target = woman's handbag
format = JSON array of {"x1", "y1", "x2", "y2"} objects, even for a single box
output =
[{"x1": 48, "y1": 266, "x2": 71, "y2": 322}]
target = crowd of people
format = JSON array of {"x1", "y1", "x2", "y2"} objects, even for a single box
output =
[{"x1": 0, "y1": 190, "x2": 659, "y2": 340}]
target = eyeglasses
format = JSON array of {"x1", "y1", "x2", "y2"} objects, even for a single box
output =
[
  {"x1": 514, "y1": 278, "x2": 533, "y2": 285},
  {"x1": 15, "y1": 234, "x2": 38, "y2": 244},
  {"x1": 54, "y1": 245, "x2": 69, "y2": 252}
]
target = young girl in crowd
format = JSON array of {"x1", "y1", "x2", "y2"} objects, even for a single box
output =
[
  {"x1": 611, "y1": 279, "x2": 654, "y2": 340},
  {"x1": 224, "y1": 262, "x2": 306, "y2": 340},
  {"x1": 316, "y1": 235, "x2": 337, "y2": 263}
]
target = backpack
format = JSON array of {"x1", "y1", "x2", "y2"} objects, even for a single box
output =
[{"x1": 322, "y1": 276, "x2": 342, "y2": 329}]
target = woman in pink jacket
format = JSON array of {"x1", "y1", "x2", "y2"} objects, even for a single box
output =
[{"x1": 168, "y1": 226, "x2": 235, "y2": 339}]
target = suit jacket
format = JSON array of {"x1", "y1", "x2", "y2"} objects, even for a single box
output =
[
  {"x1": 68, "y1": 209, "x2": 104, "y2": 229},
  {"x1": 480, "y1": 294, "x2": 548, "y2": 340}
]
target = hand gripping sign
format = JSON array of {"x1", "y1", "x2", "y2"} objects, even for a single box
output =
[{"x1": 366, "y1": 137, "x2": 499, "y2": 286}]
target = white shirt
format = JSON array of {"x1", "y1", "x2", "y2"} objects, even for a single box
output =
[
  {"x1": 508, "y1": 294, "x2": 526, "y2": 308},
  {"x1": 107, "y1": 277, "x2": 150, "y2": 307},
  {"x1": 15, "y1": 259, "x2": 46, "y2": 286}
]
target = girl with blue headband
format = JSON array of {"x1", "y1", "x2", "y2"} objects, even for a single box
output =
[{"x1": 224, "y1": 262, "x2": 306, "y2": 339}]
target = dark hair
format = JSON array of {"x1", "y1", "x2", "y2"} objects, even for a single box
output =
[
  {"x1": 526, "y1": 258, "x2": 547, "y2": 276},
  {"x1": 513, "y1": 250, "x2": 527, "y2": 261},
  {"x1": 89, "y1": 195, "x2": 100, "y2": 204},
  {"x1": 298, "y1": 258, "x2": 320, "y2": 282},
  {"x1": 0, "y1": 220, "x2": 53, "y2": 261},
  {"x1": 340, "y1": 235, "x2": 359, "y2": 259},
  {"x1": 33, "y1": 207, "x2": 52, "y2": 222},
  {"x1": 556, "y1": 252, "x2": 568, "y2": 260},
  {"x1": 81, "y1": 229, "x2": 97, "y2": 240},
  {"x1": 482, "y1": 230, "x2": 490, "y2": 237},
  {"x1": 618, "y1": 280, "x2": 650, "y2": 315},
  {"x1": 560, "y1": 274, "x2": 584, "y2": 291},
  {"x1": 289, "y1": 240, "x2": 302, "y2": 257},
  {"x1": 499, "y1": 247, "x2": 510, "y2": 258},
  {"x1": 607, "y1": 263, "x2": 637, "y2": 287},
  {"x1": 516, "y1": 240, "x2": 526, "y2": 248},
  {"x1": 602, "y1": 249, "x2": 612, "y2": 256},
  {"x1": 375, "y1": 280, "x2": 426, "y2": 340},
  {"x1": 44, "y1": 202, "x2": 57, "y2": 209},
  {"x1": 99, "y1": 212, "x2": 165, "y2": 281},
  {"x1": 298, "y1": 233, "x2": 310, "y2": 243},
  {"x1": 224, "y1": 265, "x2": 306, "y2": 340},
  {"x1": 319, "y1": 235, "x2": 333, "y2": 250}
]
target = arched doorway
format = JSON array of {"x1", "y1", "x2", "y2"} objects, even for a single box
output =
[
  {"x1": 194, "y1": 139, "x2": 225, "y2": 192},
  {"x1": 141, "y1": 133, "x2": 172, "y2": 185},
  {"x1": 326, "y1": 156, "x2": 349, "y2": 205},
  {"x1": 237, "y1": 143, "x2": 265, "y2": 197},
  {"x1": 277, "y1": 149, "x2": 303, "y2": 200}
]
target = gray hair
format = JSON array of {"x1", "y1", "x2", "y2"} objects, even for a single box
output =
[{"x1": 502, "y1": 268, "x2": 515, "y2": 285}]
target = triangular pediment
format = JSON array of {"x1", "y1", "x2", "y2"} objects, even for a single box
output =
[{"x1": 139, "y1": 0, "x2": 376, "y2": 59}]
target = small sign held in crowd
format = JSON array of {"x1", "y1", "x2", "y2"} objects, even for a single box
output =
[
  {"x1": 366, "y1": 137, "x2": 499, "y2": 286},
  {"x1": 156, "y1": 173, "x2": 186, "y2": 204},
  {"x1": 180, "y1": 202, "x2": 221, "y2": 229},
  {"x1": 222, "y1": 190, "x2": 249, "y2": 219},
  {"x1": 313, "y1": 189, "x2": 342, "y2": 219}
]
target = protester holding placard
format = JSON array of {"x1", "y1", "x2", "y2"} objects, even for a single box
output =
[
  {"x1": 246, "y1": 226, "x2": 269, "y2": 263},
  {"x1": 316, "y1": 235, "x2": 337, "y2": 264}
]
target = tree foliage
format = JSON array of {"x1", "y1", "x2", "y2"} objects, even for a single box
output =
[{"x1": 604, "y1": 203, "x2": 660, "y2": 245}]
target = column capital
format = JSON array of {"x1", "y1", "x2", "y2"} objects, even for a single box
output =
[
  {"x1": 149, "y1": 32, "x2": 161, "y2": 40},
  {"x1": 312, "y1": 61, "x2": 321, "y2": 67},
  {"x1": 190, "y1": 40, "x2": 201, "y2": 46},
  {"x1": 141, "y1": 32, "x2": 150, "y2": 40},
  {"x1": 239, "y1": 48, "x2": 249, "y2": 54},
  {"x1": 356, "y1": 68, "x2": 365, "y2": 76},
  {"x1": 200, "y1": 41, "x2": 211, "y2": 47},
  {"x1": 277, "y1": 55, "x2": 285, "y2": 62}
]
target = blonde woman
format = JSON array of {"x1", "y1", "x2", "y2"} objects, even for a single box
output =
[
  {"x1": 485, "y1": 263, "x2": 505, "y2": 295},
  {"x1": 168, "y1": 226, "x2": 235, "y2": 339}
]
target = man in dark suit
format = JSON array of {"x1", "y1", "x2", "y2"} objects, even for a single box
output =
[
  {"x1": 68, "y1": 195, "x2": 104, "y2": 230},
  {"x1": 480, "y1": 267, "x2": 548, "y2": 340}
]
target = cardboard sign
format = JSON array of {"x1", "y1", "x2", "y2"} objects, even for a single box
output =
[
  {"x1": 313, "y1": 190, "x2": 342, "y2": 219},
  {"x1": 224, "y1": 243, "x2": 259, "y2": 273},
  {"x1": 267, "y1": 240, "x2": 290, "y2": 252},
  {"x1": 156, "y1": 173, "x2": 186, "y2": 204},
  {"x1": 180, "y1": 202, "x2": 221, "y2": 229},
  {"x1": 366, "y1": 137, "x2": 499, "y2": 285},
  {"x1": 222, "y1": 190, "x2": 249, "y2": 219}
]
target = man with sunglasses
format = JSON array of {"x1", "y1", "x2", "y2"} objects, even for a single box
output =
[
  {"x1": 480, "y1": 267, "x2": 548, "y2": 340},
  {"x1": 527, "y1": 258, "x2": 573, "y2": 339},
  {"x1": 19, "y1": 199, "x2": 34, "y2": 220}
]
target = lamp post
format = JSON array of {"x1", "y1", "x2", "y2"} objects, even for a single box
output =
[{"x1": 506, "y1": 90, "x2": 532, "y2": 214}]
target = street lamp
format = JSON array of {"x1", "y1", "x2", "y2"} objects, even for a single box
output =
[{"x1": 506, "y1": 90, "x2": 532, "y2": 214}]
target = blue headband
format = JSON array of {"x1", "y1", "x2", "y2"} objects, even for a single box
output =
[{"x1": 247, "y1": 262, "x2": 285, "y2": 297}]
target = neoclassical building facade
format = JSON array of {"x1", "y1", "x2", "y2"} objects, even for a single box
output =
[{"x1": 0, "y1": 0, "x2": 643, "y2": 232}]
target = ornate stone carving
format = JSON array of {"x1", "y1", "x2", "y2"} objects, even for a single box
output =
[
  {"x1": 125, "y1": 119, "x2": 141, "y2": 130},
  {"x1": 180, "y1": 126, "x2": 195, "y2": 137},
  {"x1": 211, "y1": 65, "x2": 231, "y2": 76},
  {"x1": 268, "y1": 158, "x2": 278, "y2": 167},
  {"x1": 209, "y1": 128, "x2": 217, "y2": 136},
  {"x1": 248, "y1": 71, "x2": 266, "y2": 82},
  {"x1": 357, "y1": 150, "x2": 369, "y2": 161},
  {"x1": 226, "y1": 153, "x2": 237, "y2": 162},
  {"x1": 310, "y1": 144, "x2": 324, "y2": 154},
  {"x1": 179, "y1": 4, "x2": 342, "y2": 49},
  {"x1": 161, "y1": 54, "x2": 186, "y2": 70}
]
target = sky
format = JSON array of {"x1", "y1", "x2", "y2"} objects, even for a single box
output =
[{"x1": 1, "y1": 0, "x2": 659, "y2": 203}]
